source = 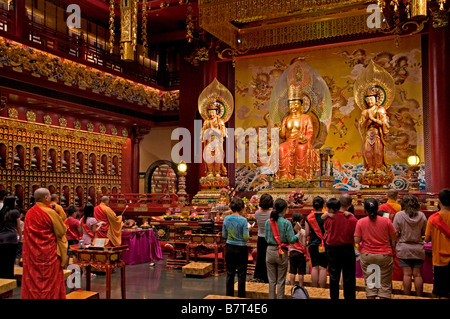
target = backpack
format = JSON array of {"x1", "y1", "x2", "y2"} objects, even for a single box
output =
[{"x1": 290, "y1": 285, "x2": 310, "y2": 299}]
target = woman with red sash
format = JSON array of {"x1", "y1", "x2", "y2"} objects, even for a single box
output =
[
  {"x1": 81, "y1": 204, "x2": 101, "y2": 245},
  {"x1": 425, "y1": 188, "x2": 450, "y2": 299},
  {"x1": 305, "y1": 196, "x2": 328, "y2": 288},
  {"x1": 21, "y1": 188, "x2": 68, "y2": 299},
  {"x1": 265, "y1": 199, "x2": 301, "y2": 299}
]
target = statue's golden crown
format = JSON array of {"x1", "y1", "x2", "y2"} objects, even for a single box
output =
[{"x1": 288, "y1": 85, "x2": 303, "y2": 101}]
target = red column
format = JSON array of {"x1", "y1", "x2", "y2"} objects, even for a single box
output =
[
  {"x1": 14, "y1": 0, "x2": 26, "y2": 39},
  {"x1": 130, "y1": 127, "x2": 145, "y2": 194},
  {"x1": 428, "y1": 16, "x2": 450, "y2": 192}
]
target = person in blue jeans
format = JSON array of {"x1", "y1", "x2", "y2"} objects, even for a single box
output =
[{"x1": 222, "y1": 197, "x2": 251, "y2": 297}]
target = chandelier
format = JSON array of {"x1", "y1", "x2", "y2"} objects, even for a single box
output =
[
  {"x1": 198, "y1": 0, "x2": 448, "y2": 53},
  {"x1": 377, "y1": 0, "x2": 448, "y2": 34}
]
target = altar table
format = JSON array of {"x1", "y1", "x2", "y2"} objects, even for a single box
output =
[
  {"x1": 121, "y1": 229, "x2": 163, "y2": 265},
  {"x1": 70, "y1": 245, "x2": 128, "y2": 299}
]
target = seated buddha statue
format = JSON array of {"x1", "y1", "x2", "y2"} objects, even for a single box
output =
[
  {"x1": 88, "y1": 156, "x2": 94, "y2": 173},
  {"x1": 13, "y1": 149, "x2": 21, "y2": 170},
  {"x1": 75, "y1": 158, "x2": 81, "y2": 173},
  {"x1": 30, "y1": 150, "x2": 38, "y2": 171},
  {"x1": 276, "y1": 85, "x2": 316, "y2": 182},
  {"x1": 62, "y1": 159, "x2": 68, "y2": 172}
]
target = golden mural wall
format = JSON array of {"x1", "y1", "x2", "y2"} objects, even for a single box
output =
[{"x1": 234, "y1": 35, "x2": 424, "y2": 191}]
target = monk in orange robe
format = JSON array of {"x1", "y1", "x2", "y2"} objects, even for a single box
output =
[
  {"x1": 94, "y1": 196, "x2": 123, "y2": 246},
  {"x1": 21, "y1": 188, "x2": 68, "y2": 299},
  {"x1": 50, "y1": 193, "x2": 67, "y2": 220}
]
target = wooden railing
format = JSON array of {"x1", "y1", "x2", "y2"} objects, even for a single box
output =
[
  {"x1": 0, "y1": 10, "x2": 180, "y2": 88},
  {"x1": 100, "y1": 193, "x2": 183, "y2": 217}
]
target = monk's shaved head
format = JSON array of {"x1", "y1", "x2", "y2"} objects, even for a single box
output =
[{"x1": 34, "y1": 188, "x2": 51, "y2": 204}]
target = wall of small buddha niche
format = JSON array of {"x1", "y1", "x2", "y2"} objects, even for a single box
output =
[{"x1": 0, "y1": 105, "x2": 132, "y2": 210}]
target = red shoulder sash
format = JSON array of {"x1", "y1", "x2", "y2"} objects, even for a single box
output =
[
  {"x1": 269, "y1": 219, "x2": 289, "y2": 256},
  {"x1": 379, "y1": 203, "x2": 397, "y2": 217},
  {"x1": 429, "y1": 212, "x2": 450, "y2": 238},
  {"x1": 307, "y1": 212, "x2": 326, "y2": 252},
  {"x1": 292, "y1": 242, "x2": 305, "y2": 254},
  {"x1": 81, "y1": 219, "x2": 95, "y2": 238}
]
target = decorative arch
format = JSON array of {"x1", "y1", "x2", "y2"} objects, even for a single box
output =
[{"x1": 144, "y1": 160, "x2": 178, "y2": 193}]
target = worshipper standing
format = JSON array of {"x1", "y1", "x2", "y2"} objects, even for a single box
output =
[
  {"x1": 64, "y1": 206, "x2": 82, "y2": 267},
  {"x1": 265, "y1": 198, "x2": 301, "y2": 299},
  {"x1": 322, "y1": 196, "x2": 358, "y2": 300},
  {"x1": 0, "y1": 196, "x2": 21, "y2": 279},
  {"x1": 15, "y1": 209, "x2": 25, "y2": 266},
  {"x1": 379, "y1": 189, "x2": 403, "y2": 281},
  {"x1": 65, "y1": 205, "x2": 82, "y2": 246},
  {"x1": 80, "y1": 204, "x2": 100, "y2": 278},
  {"x1": 253, "y1": 193, "x2": 273, "y2": 283},
  {"x1": 50, "y1": 193, "x2": 67, "y2": 220},
  {"x1": 94, "y1": 196, "x2": 123, "y2": 246},
  {"x1": 354, "y1": 198, "x2": 397, "y2": 299},
  {"x1": 393, "y1": 194, "x2": 427, "y2": 296},
  {"x1": 21, "y1": 188, "x2": 68, "y2": 299},
  {"x1": 81, "y1": 203, "x2": 100, "y2": 246},
  {"x1": 288, "y1": 212, "x2": 307, "y2": 286},
  {"x1": 379, "y1": 189, "x2": 402, "y2": 220},
  {"x1": 425, "y1": 188, "x2": 450, "y2": 299},
  {"x1": 305, "y1": 196, "x2": 328, "y2": 288},
  {"x1": 222, "y1": 197, "x2": 251, "y2": 298}
]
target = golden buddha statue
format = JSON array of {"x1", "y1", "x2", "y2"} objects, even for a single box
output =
[
  {"x1": 354, "y1": 60, "x2": 395, "y2": 175},
  {"x1": 276, "y1": 85, "x2": 315, "y2": 182},
  {"x1": 201, "y1": 101, "x2": 227, "y2": 177},
  {"x1": 358, "y1": 88, "x2": 390, "y2": 173},
  {"x1": 198, "y1": 78, "x2": 233, "y2": 181},
  {"x1": 354, "y1": 60, "x2": 395, "y2": 187}
]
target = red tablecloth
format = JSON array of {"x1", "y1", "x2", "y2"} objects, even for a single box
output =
[{"x1": 121, "y1": 229, "x2": 163, "y2": 265}]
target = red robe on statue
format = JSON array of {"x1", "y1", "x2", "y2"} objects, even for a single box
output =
[{"x1": 21, "y1": 202, "x2": 68, "y2": 299}]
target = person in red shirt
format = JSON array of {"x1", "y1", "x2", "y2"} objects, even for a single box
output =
[
  {"x1": 425, "y1": 188, "x2": 450, "y2": 299},
  {"x1": 323, "y1": 195, "x2": 358, "y2": 300},
  {"x1": 354, "y1": 198, "x2": 397, "y2": 299},
  {"x1": 64, "y1": 205, "x2": 82, "y2": 266}
]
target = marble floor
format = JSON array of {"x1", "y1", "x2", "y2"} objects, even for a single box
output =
[{"x1": 10, "y1": 255, "x2": 242, "y2": 299}]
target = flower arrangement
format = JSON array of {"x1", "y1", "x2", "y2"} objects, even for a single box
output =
[{"x1": 288, "y1": 189, "x2": 305, "y2": 208}]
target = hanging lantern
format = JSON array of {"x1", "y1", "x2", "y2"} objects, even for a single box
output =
[
  {"x1": 108, "y1": 0, "x2": 115, "y2": 54},
  {"x1": 410, "y1": 0, "x2": 427, "y2": 19},
  {"x1": 120, "y1": 0, "x2": 137, "y2": 61},
  {"x1": 142, "y1": 0, "x2": 148, "y2": 57}
]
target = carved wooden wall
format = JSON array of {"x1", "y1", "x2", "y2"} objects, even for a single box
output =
[{"x1": 0, "y1": 113, "x2": 127, "y2": 209}]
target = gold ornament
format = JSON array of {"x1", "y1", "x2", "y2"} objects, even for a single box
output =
[
  {"x1": 59, "y1": 117, "x2": 67, "y2": 127},
  {"x1": 8, "y1": 107, "x2": 18, "y2": 119},
  {"x1": 26, "y1": 111, "x2": 36, "y2": 122},
  {"x1": 43, "y1": 114, "x2": 52, "y2": 125}
]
